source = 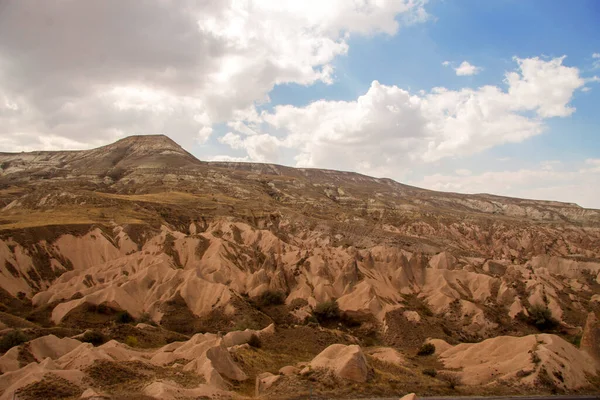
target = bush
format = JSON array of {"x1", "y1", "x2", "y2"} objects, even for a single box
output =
[
  {"x1": 256, "y1": 290, "x2": 286, "y2": 307},
  {"x1": 439, "y1": 372, "x2": 461, "y2": 389},
  {"x1": 313, "y1": 300, "x2": 340, "y2": 322},
  {"x1": 422, "y1": 368, "x2": 437, "y2": 377},
  {"x1": 248, "y1": 334, "x2": 262, "y2": 348},
  {"x1": 417, "y1": 342, "x2": 436, "y2": 356},
  {"x1": 115, "y1": 311, "x2": 134, "y2": 324},
  {"x1": 0, "y1": 330, "x2": 27, "y2": 353},
  {"x1": 340, "y1": 312, "x2": 361, "y2": 327},
  {"x1": 125, "y1": 336, "x2": 139, "y2": 347},
  {"x1": 82, "y1": 330, "x2": 106, "y2": 346},
  {"x1": 528, "y1": 304, "x2": 559, "y2": 331}
]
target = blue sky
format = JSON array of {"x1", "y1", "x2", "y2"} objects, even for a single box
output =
[
  {"x1": 1, "y1": 1, "x2": 599, "y2": 207},
  {"x1": 197, "y1": 0, "x2": 600, "y2": 207}
]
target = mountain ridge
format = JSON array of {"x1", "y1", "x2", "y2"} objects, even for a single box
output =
[{"x1": 1, "y1": 135, "x2": 597, "y2": 222}]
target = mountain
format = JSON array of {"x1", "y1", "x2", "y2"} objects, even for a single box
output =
[
  {"x1": 0, "y1": 135, "x2": 599, "y2": 399},
  {"x1": 0, "y1": 134, "x2": 203, "y2": 178}
]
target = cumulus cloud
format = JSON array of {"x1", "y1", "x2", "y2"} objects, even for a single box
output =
[
  {"x1": 223, "y1": 56, "x2": 585, "y2": 175},
  {"x1": 411, "y1": 160, "x2": 600, "y2": 209},
  {"x1": 0, "y1": 0, "x2": 427, "y2": 151},
  {"x1": 454, "y1": 61, "x2": 481, "y2": 76},
  {"x1": 442, "y1": 60, "x2": 481, "y2": 76},
  {"x1": 218, "y1": 132, "x2": 282, "y2": 163}
]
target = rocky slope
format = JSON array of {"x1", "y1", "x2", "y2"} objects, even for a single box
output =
[{"x1": 0, "y1": 135, "x2": 599, "y2": 399}]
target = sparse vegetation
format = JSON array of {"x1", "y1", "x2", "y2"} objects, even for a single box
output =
[
  {"x1": 138, "y1": 312, "x2": 157, "y2": 326},
  {"x1": 0, "y1": 329, "x2": 27, "y2": 353},
  {"x1": 234, "y1": 315, "x2": 261, "y2": 331},
  {"x1": 417, "y1": 342, "x2": 436, "y2": 356},
  {"x1": 82, "y1": 330, "x2": 107, "y2": 346},
  {"x1": 255, "y1": 290, "x2": 286, "y2": 307},
  {"x1": 527, "y1": 304, "x2": 559, "y2": 331},
  {"x1": 313, "y1": 300, "x2": 340, "y2": 322},
  {"x1": 125, "y1": 335, "x2": 139, "y2": 347},
  {"x1": 16, "y1": 374, "x2": 82, "y2": 399},
  {"x1": 248, "y1": 333, "x2": 262, "y2": 348},
  {"x1": 422, "y1": 368, "x2": 437, "y2": 377},
  {"x1": 438, "y1": 372, "x2": 461, "y2": 389},
  {"x1": 116, "y1": 310, "x2": 135, "y2": 324},
  {"x1": 568, "y1": 333, "x2": 582, "y2": 347}
]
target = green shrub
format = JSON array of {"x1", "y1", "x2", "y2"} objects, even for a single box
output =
[
  {"x1": 568, "y1": 334, "x2": 582, "y2": 347},
  {"x1": 248, "y1": 334, "x2": 262, "y2": 348},
  {"x1": 527, "y1": 304, "x2": 559, "y2": 331},
  {"x1": 422, "y1": 368, "x2": 437, "y2": 377},
  {"x1": 417, "y1": 342, "x2": 436, "y2": 356},
  {"x1": 125, "y1": 336, "x2": 139, "y2": 347},
  {"x1": 313, "y1": 300, "x2": 340, "y2": 322},
  {"x1": 115, "y1": 311, "x2": 134, "y2": 324},
  {"x1": 256, "y1": 290, "x2": 286, "y2": 307},
  {"x1": 81, "y1": 330, "x2": 106, "y2": 346},
  {"x1": 0, "y1": 330, "x2": 27, "y2": 353}
]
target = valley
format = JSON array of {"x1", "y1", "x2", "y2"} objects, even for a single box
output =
[{"x1": 0, "y1": 135, "x2": 599, "y2": 399}]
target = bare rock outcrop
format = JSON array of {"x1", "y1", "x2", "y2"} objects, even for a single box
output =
[
  {"x1": 581, "y1": 312, "x2": 600, "y2": 365},
  {"x1": 309, "y1": 344, "x2": 369, "y2": 382},
  {"x1": 438, "y1": 333, "x2": 596, "y2": 389}
]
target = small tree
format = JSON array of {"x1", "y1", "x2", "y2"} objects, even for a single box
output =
[
  {"x1": 115, "y1": 311, "x2": 134, "y2": 324},
  {"x1": 417, "y1": 342, "x2": 436, "y2": 356},
  {"x1": 82, "y1": 330, "x2": 106, "y2": 346},
  {"x1": 0, "y1": 330, "x2": 27, "y2": 353},
  {"x1": 256, "y1": 290, "x2": 286, "y2": 307},
  {"x1": 528, "y1": 304, "x2": 558, "y2": 331},
  {"x1": 439, "y1": 372, "x2": 461, "y2": 389},
  {"x1": 248, "y1": 334, "x2": 262, "y2": 348},
  {"x1": 313, "y1": 300, "x2": 340, "y2": 322}
]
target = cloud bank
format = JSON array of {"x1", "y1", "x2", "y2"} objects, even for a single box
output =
[
  {"x1": 0, "y1": 0, "x2": 428, "y2": 151},
  {"x1": 223, "y1": 56, "x2": 585, "y2": 176}
]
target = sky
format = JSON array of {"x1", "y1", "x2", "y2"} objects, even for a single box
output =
[{"x1": 0, "y1": 0, "x2": 599, "y2": 208}]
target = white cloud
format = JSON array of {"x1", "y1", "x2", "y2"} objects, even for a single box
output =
[
  {"x1": 582, "y1": 158, "x2": 600, "y2": 173},
  {"x1": 593, "y1": 53, "x2": 600, "y2": 69},
  {"x1": 411, "y1": 161, "x2": 600, "y2": 209},
  {"x1": 224, "y1": 56, "x2": 585, "y2": 174},
  {"x1": 442, "y1": 60, "x2": 482, "y2": 76},
  {"x1": 208, "y1": 155, "x2": 251, "y2": 162},
  {"x1": 506, "y1": 56, "x2": 584, "y2": 118},
  {"x1": 454, "y1": 61, "x2": 481, "y2": 76},
  {"x1": 0, "y1": 0, "x2": 428, "y2": 151},
  {"x1": 219, "y1": 132, "x2": 282, "y2": 163}
]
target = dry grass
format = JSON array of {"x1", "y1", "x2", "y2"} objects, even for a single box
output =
[
  {"x1": 84, "y1": 360, "x2": 205, "y2": 396},
  {"x1": 0, "y1": 206, "x2": 144, "y2": 230},
  {"x1": 16, "y1": 374, "x2": 82, "y2": 400}
]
